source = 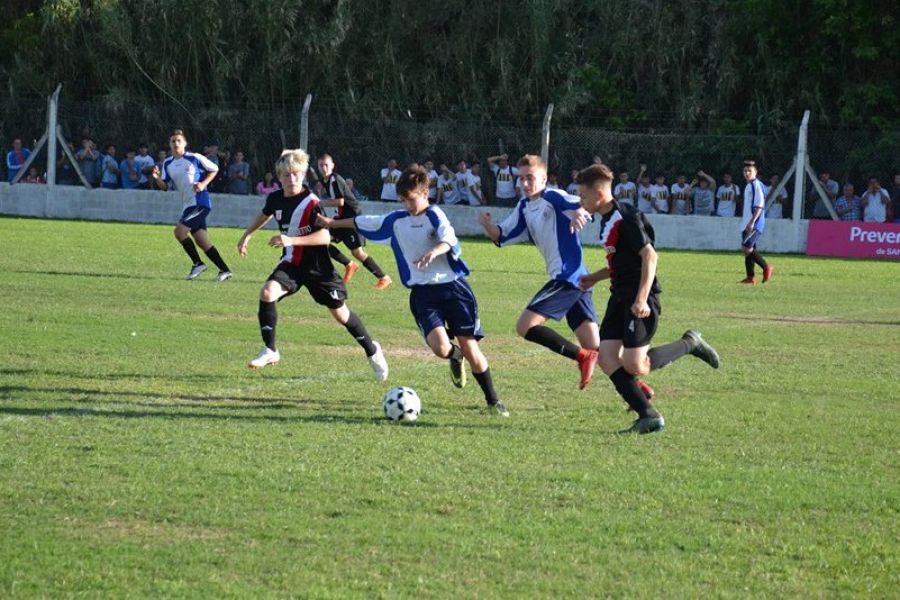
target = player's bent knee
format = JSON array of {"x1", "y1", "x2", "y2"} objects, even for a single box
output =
[{"x1": 623, "y1": 358, "x2": 650, "y2": 377}]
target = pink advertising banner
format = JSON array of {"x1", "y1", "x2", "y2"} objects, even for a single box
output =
[{"x1": 806, "y1": 220, "x2": 900, "y2": 260}]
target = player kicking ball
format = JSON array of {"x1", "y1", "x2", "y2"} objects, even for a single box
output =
[
  {"x1": 317, "y1": 166, "x2": 509, "y2": 416},
  {"x1": 575, "y1": 164, "x2": 720, "y2": 434},
  {"x1": 236, "y1": 149, "x2": 388, "y2": 380}
]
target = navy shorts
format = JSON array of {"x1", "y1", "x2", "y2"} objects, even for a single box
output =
[
  {"x1": 599, "y1": 293, "x2": 660, "y2": 348},
  {"x1": 526, "y1": 279, "x2": 597, "y2": 331},
  {"x1": 179, "y1": 205, "x2": 211, "y2": 232},
  {"x1": 741, "y1": 229, "x2": 762, "y2": 249},
  {"x1": 332, "y1": 227, "x2": 365, "y2": 250},
  {"x1": 409, "y1": 279, "x2": 484, "y2": 340}
]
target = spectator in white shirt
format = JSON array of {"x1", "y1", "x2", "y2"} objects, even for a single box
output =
[
  {"x1": 637, "y1": 173, "x2": 654, "y2": 213},
  {"x1": 861, "y1": 177, "x2": 892, "y2": 223},
  {"x1": 380, "y1": 159, "x2": 401, "y2": 201},
  {"x1": 650, "y1": 174, "x2": 670, "y2": 214},
  {"x1": 613, "y1": 171, "x2": 637, "y2": 206},
  {"x1": 423, "y1": 160, "x2": 439, "y2": 202},
  {"x1": 565, "y1": 169, "x2": 579, "y2": 195},
  {"x1": 766, "y1": 174, "x2": 788, "y2": 219},
  {"x1": 487, "y1": 153, "x2": 520, "y2": 206},
  {"x1": 670, "y1": 175, "x2": 692, "y2": 215},
  {"x1": 716, "y1": 172, "x2": 740, "y2": 217},
  {"x1": 437, "y1": 164, "x2": 461, "y2": 205},
  {"x1": 467, "y1": 162, "x2": 485, "y2": 205}
]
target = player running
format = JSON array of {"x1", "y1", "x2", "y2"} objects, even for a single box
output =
[
  {"x1": 739, "y1": 160, "x2": 774, "y2": 284},
  {"x1": 575, "y1": 163, "x2": 720, "y2": 434},
  {"x1": 151, "y1": 129, "x2": 233, "y2": 281},
  {"x1": 236, "y1": 149, "x2": 388, "y2": 380},
  {"x1": 478, "y1": 154, "x2": 605, "y2": 390},
  {"x1": 318, "y1": 166, "x2": 509, "y2": 416}
]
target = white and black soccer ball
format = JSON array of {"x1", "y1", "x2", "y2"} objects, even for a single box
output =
[{"x1": 382, "y1": 386, "x2": 421, "y2": 422}]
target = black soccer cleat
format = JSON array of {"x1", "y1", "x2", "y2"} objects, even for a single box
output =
[
  {"x1": 682, "y1": 330, "x2": 720, "y2": 369},
  {"x1": 618, "y1": 415, "x2": 665, "y2": 435},
  {"x1": 488, "y1": 401, "x2": 510, "y2": 417},
  {"x1": 449, "y1": 354, "x2": 466, "y2": 388}
]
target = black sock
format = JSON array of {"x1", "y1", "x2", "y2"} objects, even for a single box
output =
[
  {"x1": 751, "y1": 250, "x2": 768, "y2": 270},
  {"x1": 609, "y1": 367, "x2": 659, "y2": 419},
  {"x1": 329, "y1": 244, "x2": 351, "y2": 266},
  {"x1": 524, "y1": 325, "x2": 581, "y2": 360},
  {"x1": 258, "y1": 300, "x2": 277, "y2": 350},
  {"x1": 180, "y1": 238, "x2": 203, "y2": 265},
  {"x1": 343, "y1": 311, "x2": 377, "y2": 356},
  {"x1": 362, "y1": 256, "x2": 386, "y2": 278},
  {"x1": 745, "y1": 255, "x2": 755, "y2": 278},
  {"x1": 648, "y1": 339, "x2": 691, "y2": 371},
  {"x1": 473, "y1": 368, "x2": 500, "y2": 406},
  {"x1": 444, "y1": 344, "x2": 463, "y2": 361},
  {"x1": 203, "y1": 245, "x2": 230, "y2": 272}
]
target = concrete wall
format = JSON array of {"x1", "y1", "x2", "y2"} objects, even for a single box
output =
[{"x1": 0, "y1": 182, "x2": 807, "y2": 252}]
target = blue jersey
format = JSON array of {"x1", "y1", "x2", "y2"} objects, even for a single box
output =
[
  {"x1": 495, "y1": 189, "x2": 588, "y2": 286},
  {"x1": 741, "y1": 178, "x2": 767, "y2": 232},
  {"x1": 162, "y1": 152, "x2": 218, "y2": 209}
]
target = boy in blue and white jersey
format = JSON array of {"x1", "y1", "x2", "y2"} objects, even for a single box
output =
[
  {"x1": 739, "y1": 160, "x2": 773, "y2": 284},
  {"x1": 151, "y1": 129, "x2": 232, "y2": 282},
  {"x1": 318, "y1": 166, "x2": 508, "y2": 416},
  {"x1": 479, "y1": 154, "x2": 603, "y2": 390}
]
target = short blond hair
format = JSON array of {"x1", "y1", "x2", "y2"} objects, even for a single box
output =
[
  {"x1": 275, "y1": 149, "x2": 309, "y2": 178},
  {"x1": 517, "y1": 154, "x2": 547, "y2": 170}
]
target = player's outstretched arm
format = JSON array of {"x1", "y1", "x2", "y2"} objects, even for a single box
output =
[
  {"x1": 316, "y1": 214, "x2": 356, "y2": 229},
  {"x1": 578, "y1": 267, "x2": 610, "y2": 291},
  {"x1": 269, "y1": 228, "x2": 331, "y2": 248},
  {"x1": 478, "y1": 212, "x2": 501, "y2": 243},
  {"x1": 237, "y1": 212, "x2": 272, "y2": 256}
]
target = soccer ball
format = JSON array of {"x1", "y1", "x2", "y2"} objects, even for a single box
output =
[{"x1": 382, "y1": 386, "x2": 421, "y2": 422}]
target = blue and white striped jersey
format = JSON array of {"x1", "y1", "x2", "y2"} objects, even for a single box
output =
[
  {"x1": 495, "y1": 189, "x2": 588, "y2": 286},
  {"x1": 355, "y1": 206, "x2": 470, "y2": 287},
  {"x1": 162, "y1": 152, "x2": 218, "y2": 209}
]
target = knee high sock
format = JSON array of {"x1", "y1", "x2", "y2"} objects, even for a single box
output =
[
  {"x1": 329, "y1": 244, "x2": 351, "y2": 266},
  {"x1": 343, "y1": 311, "x2": 377, "y2": 356},
  {"x1": 647, "y1": 339, "x2": 691, "y2": 371},
  {"x1": 203, "y1": 245, "x2": 230, "y2": 272},
  {"x1": 745, "y1": 255, "x2": 755, "y2": 278},
  {"x1": 609, "y1": 367, "x2": 658, "y2": 419},
  {"x1": 258, "y1": 301, "x2": 277, "y2": 351},
  {"x1": 444, "y1": 344, "x2": 463, "y2": 362},
  {"x1": 751, "y1": 250, "x2": 768, "y2": 269},
  {"x1": 362, "y1": 256, "x2": 386, "y2": 278},
  {"x1": 180, "y1": 238, "x2": 203, "y2": 265},
  {"x1": 524, "y1": 325, "x2": 581, "y2": 360},
  {"x1": 473, "y1": 368, "x2": 500, "y2": 406}
]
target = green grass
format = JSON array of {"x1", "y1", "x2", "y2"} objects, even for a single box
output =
[{"x1": 0, "y1": 216, "x2": 897, "y2": 598}]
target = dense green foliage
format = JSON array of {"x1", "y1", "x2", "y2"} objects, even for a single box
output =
[{"x1": 1, "y1": 217, "x2": 898, "y2": 596}]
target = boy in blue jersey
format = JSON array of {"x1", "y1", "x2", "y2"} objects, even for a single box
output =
[
  {"x1": 739, "y1": 160, "x2": 773, "y2": 284},
  {"x1": 478, "y1": 154, "x2": 608, "y2": 391},
  {"x1": 151, "y1": 129, "x2": 233, "y2": 281},
  {"x1": 318, "y1": 166, "x2": 508, "y2": 416}
]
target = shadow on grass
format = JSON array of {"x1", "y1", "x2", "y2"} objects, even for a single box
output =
[{"x1": 9, "y1": 268, "x2": 176, "y2": 282}]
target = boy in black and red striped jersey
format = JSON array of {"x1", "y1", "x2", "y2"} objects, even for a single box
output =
[
  {"x1": 574, "y1": 164, "x2": 721, "y2": 434},
  {"x1": 236, "y1": 149, "x2": 388, "y2": 378}
]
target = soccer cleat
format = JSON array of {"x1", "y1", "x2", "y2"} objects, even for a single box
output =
[
  {"x1": 215, "y1": 270, "x2": 233, "y2": 282},
  {"x1": 619, "y1": 415, "x2": 666, "y2": 435},
  {"x1": 368, "y1": 341, "x2": 389, "y2": 382},
  {"x1": 248, "y1": 347, "x2": 280, "y2": 369},
  {"x1": 739, "y1": 276, "x2": 756, "y2": 284},
  {"x1": 763, "y1": 264, "x2": 774, "y2": 283},
  {"x1": 577, "y1": 349, "x2": 599, "y2": 390},
  {"x1": 343, "y1": 261, "x2": 359, "y2": 283},
  {"x1": 449, "y1": 352, "x2": 466, "y2": 388},
  {"x1": 682, "y1": 330, "x2": 720, "y2": 369},
  {"x1": 488, "y1": 401, "x2": 510, "y2": 417},
  {"x1": 187, "y1": 263, "x2": 208, "y2": 280},
  {"x1": 375, "y1": 275, "x2": 393, "y2": 290}
]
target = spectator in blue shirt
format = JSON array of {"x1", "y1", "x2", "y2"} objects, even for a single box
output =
[
  {"x1": 120, "y1": 148, "x2": 142, "y2": 189},
  {"x1": 76, "y1": 138, "x2": 100, "y2": 186},
  {"x1": 100, "y1": 144, "x2": 120, "y2": 189},
  {"x1": 833, "y1": 183, "x2": 861, "y2": 221},
  {"x1": 6, "y1": 138, "x2": 31, "y2": 182}
]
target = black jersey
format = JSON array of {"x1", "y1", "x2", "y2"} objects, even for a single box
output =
[
  {"x1": 322, "y1": 173, "x2": 360, "y2": 219},
  {"x1": 597, "y1": 200, "x2": 662, "y2": 301},
  {"x1": 262, "y1": 188, "x2": 335, "y2": 277}
]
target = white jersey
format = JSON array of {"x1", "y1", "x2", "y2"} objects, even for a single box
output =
[
  {"x1": 380, "y1": 168, "x2": 401, "y2": 200},
  {"x1": 355, "y1": 206, "x2": 469, "y2": 287},
  {"x1": 637, "y1": 184, "x2": 654, "y2": 213},
  {"x1": 467, "y1": 173, "x2": 483, "y2": 206},
  {"x1": 455, "y1": 170, "x2": 473, "y2": 204},
  {"x1": 496, "y1": 189, "x2": 588, "y2": 286},
  {"x1": 671, "y1": 183, "x2": 691, "y2": 214},
  {"x1": 863, "y1": 189, "x2": 890, "y2": 222},
  {"x1": 650, "y1": 183, "x2": 669, "y2": 213},
  {"x1": 161, "y1": 151, "x2": 218, "y2": 209},
  {"x1": 614, "y1": 181, "x2": 637, "y2": 206},
  {"x1": 716, "y1": 184, "x2": 740, "y2": 217},
  {"x1": 491, "y1": 165, "x2": 519, "y2": 199},
  {"x1": 767, "y1": 186, "x2": 788, "y2": 218},
  {"x1": 437, "y1": 173, "x2": 460, "y2": 205},
  {"x1": 134, "y1": 153, "x2": 155, "y2": 184},
  {"x1": 426, "y1": 169, "x2": 439, "y2": 200}
]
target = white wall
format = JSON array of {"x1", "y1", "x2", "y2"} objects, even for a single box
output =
[{"x1": 0, "y1": 183, "x2": 807, "y2": 253}]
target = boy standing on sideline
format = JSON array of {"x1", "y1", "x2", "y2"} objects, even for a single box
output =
[
  {"x1": 670, "y1": 175, "x2": 692, "y2": 215},
  {"x1": 716, "y1": 172, "x2": 740, "y2": 217},
  {"x1": 487, "y1": 153, "x2": 520, "y2": 207},
  {"x1": 380, "y1": 159, "x2": 402, "y2": 202},
  {"x1": 613, "y1": 171, "x2": 637, "y2": 207},
  {"x1": 739, "y1": 160, "x2": 773, "y2": 284}
]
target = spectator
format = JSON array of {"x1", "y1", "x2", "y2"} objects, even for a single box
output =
[
  {"x1": 436, "y1": 164, "x2": 460, "y2": 205},
  {"x1": 637, "y1": 172, "x2": 654, "y2": 213},
  {"x1": 226, "y1": 151, "x2": 250, "y2": 195},
  {"x1": 255, "y1": 171, "x2": 280, "y2": 195},
  {"x1": 860, "y1": 177, "x2": 892, "y2": 223},
  {"x1": 203, "y1": 140, "x2": 229, "y2": 193},
  {"x1": 546, "y1": 172, "x2": 561, "y2": 190},
  {"x1": 56, "y1": 143, "x2": 77, "y2": 185},
  {"x1": 715, "y1": 172, "x2": 740, "y2": 217},
  {"x1": 120, "y1": 148, "x2": 142, "y2": 189},
  {"x1": 423, "y1": 160, "x2": 439, "y2": 202},
  {"x1": 766, "y1": 174, "x2": 788, "y2": 219},
  {"x1": 455, "y1": 160, "x2": 473, "y2": 205},
  {"x1": 24, "y1": 166, "x2": 44, "y2": 184},
  {"x1": 135, "y1": 143, "x2": 156, "y2": 189},
  {"x1": 379, "y1": 158, "x2": 401, "y2": 201},
  {"x1": 487, "y1": 153, "x2": 519, "y2": 207},
  {"x1": 346, "y1": 178, "x2": 368, "y2": 202},
  {"x1": 613, "y1": 171, "x2": 637, "y2": 206},
  {"x1": 467, "y1": 162, "x2": 485, "y2": 205},
  {"x1": 809, "y1": 170, "x2": 839, "y2": 219},
  {"x1": 693, "y1": 171, "x2": 716, "y2": 215},
  {"x1": 565, "y1": 169, "x2": 579, "y2": 195},
  {"x1": 671, "y1": 174, "x2": 691, "y2": 215},
  {"x1": 6, "y1": 138, "x2": 31, "y2": 182},
  {"x1": 100, "y1": 144, "x2": 120, "y2": 189},
  {"x1": 650, "y1": 174, "x2": 670, "y2": 214},
  {"x1": 891, "y1": 173, "x2": 900, "y2": 223},
  {"x1": 833, "y1": 183, "x2": 861, "y2": 221},
  {"x1": 75, "y1": 138, "x2": 100, "y2": 187}
]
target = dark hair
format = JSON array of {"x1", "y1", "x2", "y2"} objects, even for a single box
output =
[
  {"x1": 743, "y1": 160, "x2": 758, "y2": 168},
  {"x1": 171, "y1": 129, "x2": 186, "y2": 139},
  {"x1": 575, "y1": 164, "x2": 614, "y2": 187},
  {"x1": 396, "y1": 166, "x2": 429, "y2": 198},
  {"x1": 318, "y1": 152, "x2": 333, "y2": 161}
]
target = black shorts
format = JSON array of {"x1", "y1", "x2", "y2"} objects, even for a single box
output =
[
  {"x1": 267, "y1": 264, "x2": 347, "y2": 309},
  {"x1": 599, "y1": 294, "x2": 660, "y2": 348},
  {"x1": 331, "y1": 228, "x2": 365, "y2": 250},
  {"x1": 179, "y1": 205, "x2": 210, "y2": 232}
]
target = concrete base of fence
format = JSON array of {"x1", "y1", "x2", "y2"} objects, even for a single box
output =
[{"x1": 0, "y1": 183, "x2": 808, "y2": 253}]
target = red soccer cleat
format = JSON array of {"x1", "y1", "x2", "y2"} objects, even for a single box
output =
[
  {"x1": 343, "y1": 261, "x2": 359, "y2": 283},
  {"x1": 576, "y1": 349, "x2": 599, "y2": 390},
  {"x1": 739, "y1": 276, "x2": 757, "y2": 284},
  {"x1": 762, "y1": 265, "x2": 774, "y2": 283}
]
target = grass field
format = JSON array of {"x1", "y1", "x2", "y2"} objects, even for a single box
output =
[{"x1": 0, "y1": 216, "x2": 897, "y2": 598}]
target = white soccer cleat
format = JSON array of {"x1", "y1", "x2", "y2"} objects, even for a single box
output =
[
  {"x1": 186, "y1": 263, "x2": 208, "y2": 280},
  {"x1": 215, "y1": 270, "x2": 233, "y2": 282},
  {"x1": 248, "y1": 347, "x2": 280, "y2": 369},
  {"x1": 368, "y1": 341, "x2": 389, "y2": 381}
]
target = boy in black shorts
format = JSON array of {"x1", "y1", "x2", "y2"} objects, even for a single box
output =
[
  {"x1": 236, "y1": 149, "x2": 388, "y2": 379},
  {"x1": 575, "y1": 164, "x2": 720, "y2": 434}
]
